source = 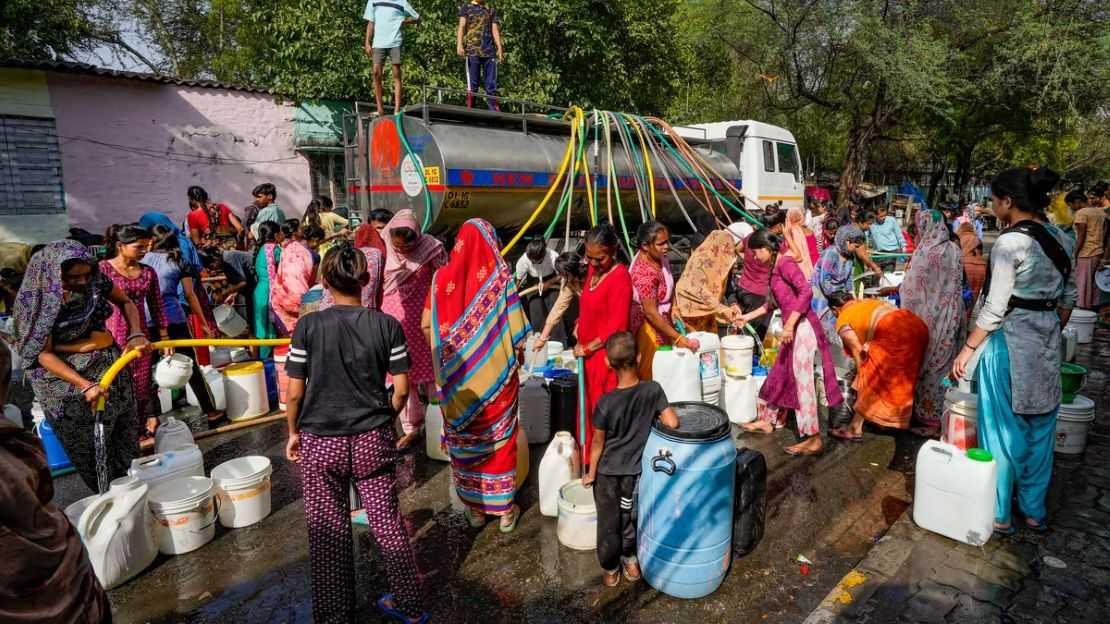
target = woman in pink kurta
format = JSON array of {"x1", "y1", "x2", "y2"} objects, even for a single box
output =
[
  {"x1": 100, "y1": 224, "x2": 169, "y2": 440},
  {"x1": 737, "y1": 229, "x2": 842, "y2": 456},
  {"x1": 382, "y1": 210, "x2": 447, "y2": 448}
]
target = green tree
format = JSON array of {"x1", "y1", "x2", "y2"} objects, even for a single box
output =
[{"x1": 0, "y1": 0, "x2": 135, "y2": 66}]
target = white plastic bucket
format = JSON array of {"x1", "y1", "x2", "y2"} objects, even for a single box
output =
[
  {"x1": 186, "y1": 366, "x2": 226, "y2": 411},
  {"x1": 721, "y1": 375, "x2": 757, "y2": 424},
  {"x1": 942, "y1": 389, "x2": 978, "y2": 450},
  {"x1": 557, "y1": 479, "x2": 597, "y2": 550},
  {"x1": 223, "y1": 361, "x2": 269, "y2": 422},
  {"x1": 154, "y1": 354, "x2": 194, "y2": 390},
  {"x1": 689, "y1": 331, "x2": 722, "y2": 403},
  {"x1": 213, "y1": 304, "x2": 249, "y2": 338},
  {"x1": 148, "y1": 476, "x2": 216, "y2": 555},
  {"x1": 1066, "y1": 310, "x2": 1097, "y2": 344},
  {"x1": 1056, "y1": 395, "x2": 1095, "y2": 455},
  {"x1": 721, "y1": 334, "x2": 754, "y2": 378},
  {"x1": 546, "y1": 341, "x2": 564, "y2": 366},
  {"x1": 210, "y1": 456, "x2": 273, "y2": 528}
]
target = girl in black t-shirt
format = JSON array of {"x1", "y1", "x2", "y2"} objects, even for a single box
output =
[{"x1": 284, "y1": 246, "x2": 428, "y2": 623}]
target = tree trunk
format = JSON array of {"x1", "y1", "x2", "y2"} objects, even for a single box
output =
[
  {"x1": 952, "y1": 144, "x2": 974, "y2": 203},
  {"x1": 926, "y1": 156, "x2": 948, "y2": 208},
  {"x1": 836, "y1": 123, "x2": 873, "y2": 211}
]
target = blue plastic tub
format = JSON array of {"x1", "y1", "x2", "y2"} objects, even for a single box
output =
[
  {"x1": 638, "y1": 402, "x2": 735, "y2": 599},
  {"x1": 262, "y1": 359, "x2": 279, "y2": 410}
]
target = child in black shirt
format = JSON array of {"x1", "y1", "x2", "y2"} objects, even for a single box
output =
[
  {"x1": 284, "y1": 244, "x2": 427, "y2": 623},
  {"x1": 583, "y1": 331, "x2": 678, "y2": 587}
]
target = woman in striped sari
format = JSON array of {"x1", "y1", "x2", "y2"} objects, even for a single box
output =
[{"x1": 424, "y1": 219, "x2": 529, "y2": 532}]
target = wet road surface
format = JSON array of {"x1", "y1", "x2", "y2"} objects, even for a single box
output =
[{"x1": 48, "y1": 405, "x2": 921, "y2": 623}]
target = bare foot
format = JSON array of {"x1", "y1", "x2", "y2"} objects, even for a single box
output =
[
  {"x1": 784, "y1": 436, "x2": 824, "y2": 456},
  {"x1": 741, "y1": 421, "x2": 774, "y2": 434}
]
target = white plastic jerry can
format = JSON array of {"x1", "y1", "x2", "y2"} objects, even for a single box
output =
[
  {"x1": 912, "y1": 440, "x2": 997, "y2": 546},
  {"x1": 538, "y1": 432, "x2": 581, "y2": 517}
]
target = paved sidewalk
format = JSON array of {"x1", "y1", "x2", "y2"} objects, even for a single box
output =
[{"x1": 806, "y1": 326, "x2": 1110, "y2": 624}]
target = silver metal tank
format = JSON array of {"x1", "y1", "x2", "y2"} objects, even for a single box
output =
[{"x1": 366, "y1": 105, "x2": 741, "y2": 233}]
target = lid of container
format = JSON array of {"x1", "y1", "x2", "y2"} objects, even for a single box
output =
[
  {"x1": 1059, "y1": 394, "x2": 1095, "y2": 413},
  {"x1": 966, "y1": 448, "x2": 993, "y2": 463},
  {"x1": 544, "y1": 368, "x2": 576, "y2": 380},
  {"x1": 944, "y1": 388, "x2": 977, "y2": 408},
  {"x1": 654, "y1": 402, "x2": 730, "y2": 440},
  {"x1": 549, "y1": 375, "x2": 578, "y2": 389},
  {"x1": 656, "y1": 345, "x2": 673, "y2": 352},
  {"x1": 225, "y1": 361, "x2": 264, "y2": 376}
]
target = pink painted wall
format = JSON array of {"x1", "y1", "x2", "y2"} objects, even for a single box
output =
[{"x1": 46, "y1": 72, "x2": 312, "y2": 233}]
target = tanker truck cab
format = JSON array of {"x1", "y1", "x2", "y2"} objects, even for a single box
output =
[{"x1": 678, "y1": 120, "x2": 803, "y2": 212}]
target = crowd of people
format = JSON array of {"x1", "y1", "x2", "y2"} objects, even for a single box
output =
[{"x1": 1, "y1": 165, "x2": 1107, "y2": 622}]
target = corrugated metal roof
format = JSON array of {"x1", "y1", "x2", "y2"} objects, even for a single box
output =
[{"x1": 0, "y1": 59, "x2": 279, "y2": 95}]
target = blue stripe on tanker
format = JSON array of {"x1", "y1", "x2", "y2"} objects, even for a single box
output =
[{"x1": 444, "y1": 169, "x2": 742, "y2": 191}]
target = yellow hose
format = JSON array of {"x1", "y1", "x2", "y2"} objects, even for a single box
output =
[
  {"x1": 96, "y1": 338, "x2": 291, "y2": 411},
  {"x1": 501, "y1": 106, "x2": 582, "y2": 256}
]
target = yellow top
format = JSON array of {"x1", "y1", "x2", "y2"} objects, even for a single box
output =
[{"x1": 224, "y1": 361, "x2": 264, "y2": 377}]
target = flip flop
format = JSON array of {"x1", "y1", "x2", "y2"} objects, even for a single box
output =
[
  {"x1": 830, "y1": 428, "x2": 863, "y2": 442},
  {"x1": 993, "y1": 524, "x2": 1016, "y2": 536},
  {"x1": 463, "y1": 506, "x2": 486, "y2": 528},
  {"x1": 1025, "y1": 519, "x2": 1049, "y2": 532},
  {"x1": 376, "y1": 594, "x2": 430, "y2": 623},
  {"x1": 499, "y1": 504, "x2": 520, "y2": 534}
]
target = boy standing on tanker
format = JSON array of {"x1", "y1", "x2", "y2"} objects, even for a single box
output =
[
  {"x1": 364, "y1": 0, "x2": 421, "y2": 117},
  {"x1": 583, "y1": 332, "x2": 679, "y2": 587},
  {"x1": 457, "y1": 0, "x2": 503, "y2": 111}
]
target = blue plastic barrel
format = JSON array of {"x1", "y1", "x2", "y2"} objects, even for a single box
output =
[
  {"x1": 38, "y1": 418, "x2": 73, "y2": 471},
  {"x1": 262, "y1": 359, "x2": 279, "y2": 410},
  {"x1": 638, "y1": 402, "x2": 736, "y2": 599}
]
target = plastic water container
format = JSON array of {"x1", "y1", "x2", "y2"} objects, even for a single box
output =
[
  {"x1": 76, "y1": 475, "x2": 158, "y2": 590},
  {"x1": 186, "y1": 366, "x2": 226, "y2": 412},
  {"x1": 688, "y1": 331, "x2": 722, "y2": 404},
  {"x1": 224, "y1": 361, "x2": 269, "y2": 421},
  {"x1": 652, "y1": 346, "x2": 701, "y2": 403},
  {"x1": 638, "y1": 402, "x2": 735, "y2": 599},
  {"x1": 1056, "y1": 395, "x2": 1095, "y2": 454},
  {"x1": 148, "y1": 476, "x2": 217, "y2": 555},
  {"x1": 1066, "y1": 309, "x2": 1097, "y2": 343},
  {"x1": 941, "y1": 389, "x2": 978, "y2": 451},
  {"x1": 913, "y1": 441, "x2": 996, "y2": 546},
  {"x1": 32, "y1": 403, "x2": 72, "y2": 471},
  {"x1": 128, "y1": 444, "x2": 204, "y2": 490},
  {"x1": 546, "y1": 340, "x2": 564, "y2": 367},
  {"x1": 720, "y1": 375, "x2": 757, "y2": 424},
  {"x1": 273, "y1": 345, "x2": 290, "y2": 409},
  {"x1": 539, "y1": 432, "x2": 581, "y2": 517},
  {"x1": 557, "y1": 479, "x2": 597, "y2": 550},
  {"x1": 3, "y1": 403, "x2": 21, "y2": 427},
  {"x1": 154, "y1": 353, "x2": 194, "y2": 390},
  {"x1": 210, "y1": 456, "x2": 273, "y2": 528},
  {"x1": 519, "y1": 377, "x2": 551, "y2": 444},
  {"x1": 213, "y1": 304, "x2": 249, "y2": 337},
  {"x1": 65, "y1": 494, "x2": 100, "y2": 527},
  {"x1": 154, "y1": 416, "x2": 195, "y2": 453},
  {"x1": 424, "y1": 401, "x2": 450, "y2": 462},
  {"x1": 880, "y1": 271, "x2": 905, "y2": 288},
  {"x1": 721, "y1": 334, "x2": 755, "y2": 378},
  {"x1": 750, "y1": 366, "x2": 768, "y2": 399},
  {"x1": 262, "y1": 358, "x2": 279, "y2": 410},
  {"x1": 549, "y1": 376, "x2": 579, "y2": 435}
]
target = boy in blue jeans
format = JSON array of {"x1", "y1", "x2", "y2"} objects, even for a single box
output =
[
  {"x1": 456, "y1": 0, "x2": 504, "y2": 110},
  {"x1": 583, "y1": 331, "x2": 678, "y2": 587}
]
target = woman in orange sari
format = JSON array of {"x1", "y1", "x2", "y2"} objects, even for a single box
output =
[
  {"x1": 957, "y1": 221, "x2": 987, "y2": 307},
  {"x1": 828, "y1": 292, "x2": 929, "y2": 438},
  {"x1": 424, "y1": 219, "x2": 529, "y2": 532}
]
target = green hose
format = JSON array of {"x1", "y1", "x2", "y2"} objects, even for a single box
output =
[{"x1": 394, "y1": 112, "x2": 433, "y2": 233}]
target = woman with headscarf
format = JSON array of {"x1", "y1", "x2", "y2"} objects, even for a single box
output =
[
  {"x1": 13, "y1": 240, "x2": 149, "y2": 493},
  {"x1": 810, "y1": 224, "x2": 869, "y2": 337},
  {"x1": 270, "y1": 222, "x2": 320, "y2": 335},
  {"x1": 574, "y1": 224, "x2": 633, "y2": 469},
  {"x1": 901, "y1": 209, "x2": 965, "y2": 435},
  {"x1": 784, "y1": 206, "x2": 816, "y2": 278},
  {"x1": 382, "y1": 209, "x2": 448, "y2": 449},
  {"x1": 301, "y1": 227, "x2": 386, "y2": 316},
  {"x1": 674, "y1": 230, "x2": 743, "y2": 333},
  {"x1": 953, "y1": 167, "x2": 1075, "y2": 535},
  {"x1": 958, "y1": 221, "x2": 987, "y2": 306},
  {"x1": 138, "y1": 212, "x2": 217, "y2": 364},
  {"x1": 252, "y1": 221, "x2": 284, "y2": 359},
  {"x1": 736, "y1": 230, "x2": 843, "y2": 455},
  {"x1": 423, "y1": 219, "x2": 528, "y2": 532},
  {"x1": 629, "y1": 221, "x2": 695, "y2": 380}
]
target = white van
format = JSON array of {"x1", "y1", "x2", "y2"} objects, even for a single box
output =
[{"x1": 677, "y1": 120, "x2": 804, "y2": 212}]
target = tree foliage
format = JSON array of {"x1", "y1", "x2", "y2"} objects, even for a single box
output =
[{"x1": 0, "y1": 0, "x2": 121, "y2": 62}]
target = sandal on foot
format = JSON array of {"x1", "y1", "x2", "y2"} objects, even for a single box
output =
[
  {"x1": 993, "y1": 524, "x2": 1016, "y2": 536},
  {"x1": 1025, "y1": 519, "x2": 1049, "y2": 532},
  {"x1": 622, "y1": 559, "x2": 642, "y2": 582},
  {"x1": 206, "y1": 412, "x2": 229, "y2": 429},
  {"x1": 602, "y1": 570, "x2": 620, "y2": 587},
  {"x1": 376, "y1": 595, "x2": 429, "y2": 623},
  {"x1": 499, "y1": 505, "x2": 520, "y2": 533},
  {"x1": 463, "y1": 507, "x2": 485, "y2": 528}
]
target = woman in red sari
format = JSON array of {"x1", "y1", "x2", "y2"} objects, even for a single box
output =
[
  {"x1": 574, "y1": 224, "x2": 633, "y2": 467},
  {"x1": 423, "y1": 219, "x2": 529, "y2": 532}
]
